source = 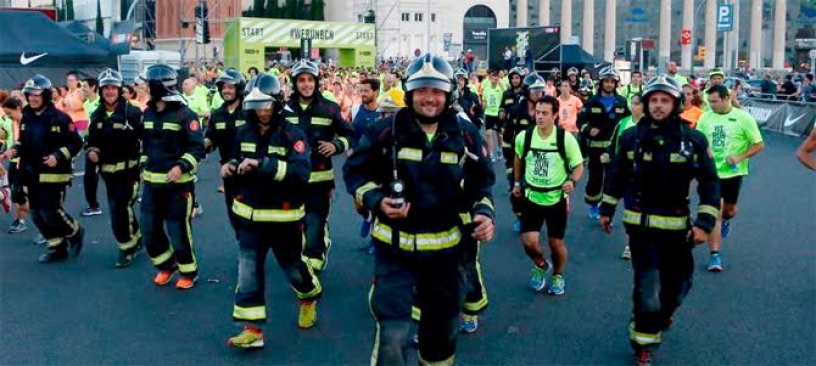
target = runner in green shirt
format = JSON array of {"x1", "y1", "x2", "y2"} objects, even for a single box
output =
[
  {"x1": 513, "y1": 96, "x2": 584, "y2": 296},
  {"x1": 183, "y1": 78, "x2": 211, "y2": 122},
  {"x1": 482, "y1": 71, "x2": 505, "y2": 161},
  {"x1": 620, "y1": 71, "x2": 644, "y2": 108},
  {"x1": 696, "y1": 84, "x2": 764, "y2": 272}
]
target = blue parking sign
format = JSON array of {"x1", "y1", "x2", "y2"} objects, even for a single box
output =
[{"x1": 717, "y1": 4, "x2": 733, "y2": 31}]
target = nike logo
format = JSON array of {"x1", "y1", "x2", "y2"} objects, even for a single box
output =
[
  {"x1": 20, "y1": 52, "x2": 48, "y2": 65},
  {"x1": 783, "y1": 113, "x2": 804, "y2": 127}
]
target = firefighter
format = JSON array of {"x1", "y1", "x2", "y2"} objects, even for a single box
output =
[
  {"x1": 344, "y1": 53, "x2": 495, "y2": 365},
  {"x1": 9, "y1": 74, "x2": 84, "y2": 263},
  {"x1": 281, "y1": 60, "x2": 352, "y2": 274},
  {"x1": 599, "y1": 74, "x2": 720, "y2": 366},
  {"x1": 577, "y1": 66, "x2": 631, "y2": 220},
  {"x1": 224, "y1": 73, "x2": 322, "y2": 349},
  {"x1": 140, "y1": 64, "x2": 205, "y2": 289},
  {"x1": 499, "y1": 67, "x2": 526, "y2": 160},
  {"x1": 86, "y1": 68, "x2": 144, "y2": 267},
  {"x1": 205, "y1": 67, "x2": 246, "y2": 230}
]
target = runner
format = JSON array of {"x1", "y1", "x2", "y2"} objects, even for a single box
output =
[
  {"x1": 797, "y1": 129, "x2": 816, "y2": 171},
  {"x1": 557, "y1": 79, "x2": 583, "y2": 134},
  {"x1": 482, "y1": 70, "x2": 505, "y2": 162}
]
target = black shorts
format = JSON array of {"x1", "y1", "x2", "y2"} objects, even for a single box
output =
[
  {"x1": 719, "y1": 176, "x2": 743, "y2": 205},
  {"x1": 519, "y1": 197, "x2": 568, "y2": 239},
  {"x1": 485, "y1": 115, "x2": 502, "y2": 131}
]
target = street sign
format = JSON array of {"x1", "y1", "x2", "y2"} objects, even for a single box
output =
[
  {"x1": 717, "y1": 5, "x2": 733, "y2": 31},
  {"x1": 681, "y1": 29, "x2": 692, "y2": 45},
  {"x1": 642, "y1": 39, "x2": 655, "y2": 50}
]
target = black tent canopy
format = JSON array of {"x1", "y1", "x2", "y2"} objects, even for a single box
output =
[
  {"x1": 535, "y1": 44, "x2": 603, "y2": 78},
  {"x1": 0, "y1": 10, "x2": 114, "y2": 89}
]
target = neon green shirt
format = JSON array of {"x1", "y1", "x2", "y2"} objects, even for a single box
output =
[
  {"x1": 184, "y1": 93, "x2": 210, "y2": 121},
  {"x1": 672, "y1": 74, "x2": 689, "y2": 87},
  {"x1": 483, "y1": 83, "x2": 504, "y2": 117},
  {"x1": 500, "y1": 76, "x2": 510, "y2": 91},
  {"x1": 0, "y1": 115, "x2": 13, "y2": 149},
  {"x1": 83, "y1": 98, "x2": 100, "y2": 117},
  {"x1": 696, "y1": 107, "x2": 763, "y2": 179},
  {"x1": 614, "y1": 115, "x2": 638, "y2": 153},
  {"x1": 322, "y1": 90, "x2": 337, "y2": 103},
  {"x1": 515, "y1": 128, "x2": 583, "y2": 206},
  {"x1": 210, "y1": 91, "x2": 224, "y2": 110}
]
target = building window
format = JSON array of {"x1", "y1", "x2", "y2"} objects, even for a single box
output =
[
  {"x1": 415, "y1": 13, "x2": 423, "y2": 22},
  {"x1": 402, "y1": 12, "x2": 410, "y2": 22},
  {"x1": 431, "y1": 13, "x2": 436, "y2": 22}
]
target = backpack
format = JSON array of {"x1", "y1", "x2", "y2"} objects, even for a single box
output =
[{"x1": 519, "y1": 126, "x2": 573, "y2": 189}]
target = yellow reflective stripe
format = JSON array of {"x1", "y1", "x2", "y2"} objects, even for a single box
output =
[
  {"x1": 459, "y1": 212, "x2": 472, "y2": 225},
  {"x1": 418, "y1": 353, "x2": 455, "y2": 366},
  {"x1": 142, "y1": 171, "x2": 194, "y2": 184},
  {"x1": 273, "y1": 160, "x2": 287, "y2": 181},
  {"x1": 143, "y1": 121, "x2": 154, "y2": 129},
  {"x1": 101, "y1": 160, "x2": 139, "y2": 173},
  {"x1": 112, "y1": 123, "x2": 125, "y2": 129},
  {"x1": 233, "y1": 305, "x2": 267, "y2": 321},
  {"x1": 589, "y1": 140, "x2": 612, "y2": 148},
  {"x1": 268, "y1": 146, "x2": 287, "y2": 156},
  {"x1": 355, "y1": 182, "x2": 379, "y2": 204},
  {"x1": 215, "y1": 122, "x2": 226, "y2": 130},
  {"x1": 642, "y1": 152, "x2": 653, "y2": 161},
  {"x1": 150, "y1": 248, "x2": 174, "y2": 266},
  {"x1": 371, "y1": 221, "x2": 461, "y2": 251},
  {"x1": 59, "y1": 147, "x2": 71, "y2": 159},
  {"x1": 39, "y1": 173, "x2": 72, "y2": 183},
  {"x1": 586, "y1": 192, "x2": 603, "y2": 201},
  {"x1": 241, "y1": 142, "x2": 256, "y2": 153},
  {"x1": 411, "y1": 306, "x2": 422, "y2": 322},
  {"x1": 285, "y1": 116, "x2": 299, "y2": 124},
  {"x1": 308, "y1": 169, "x2": 334, "y2": 183},
  {"x1": 162, "y1": 123, "x2": 181, "y2": 131},
  {"x1": 50, "y1": 126, "x2": 61, "y2": 132},
  {"x1": 698, "y1": 204, "x2": 719, "y2": 218},
  {"x1": 623, "y1": 210, "x2": 688, "y2": 230},
  {"x1": 440, "y1": 152, "x2": 459, "y2": 164},
  {"x1": 670, "y1": 153, "x2": 688, "y2": 163},
  {"x1": 178, "y1": 262, "x2": 197, "y2": 273},
  {"x1": 474, "y1": 197, "x2": 494, "y2": 212},
  {"x1": 312, "y1": 117, "x2": 332, "y2": 126},
  {"x1": 46, "y1": 238, "x2": 63, "y2": 248},
  {"x1": 181, "y1": 153, "x2": 198, "y2": 171},
  {"x1": 398, "y1": 147, "x2": 423, "y2": 162},
  {"x1": 140, "y1": 155, "x2": 147, "y2": 164},
  {"x1": 601, "y1": 194, "x2": 619, "y2": 206},
  {"x1": 235, "y1": 120, "x2": 246, "y2": 127},
  {"x1": 232, "y1": 199, "x2": 305, "y2": 222},
  {"x1": 630, "y1": 326, "x2": 662, "y2": 346},
  {"x1": 336, "y1": 136, "x2": 350, "y2": 151},
  {"x1": 626, "y1": 151, "x2": 635, "y2": 160}
]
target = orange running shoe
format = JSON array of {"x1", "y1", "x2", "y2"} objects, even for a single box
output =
[
  {"x1": 153, "y1": 270, "x2": 175, "y2": 286},
  {"x1": 175, "y1": 275, "x2": 198, "y2": 290}
]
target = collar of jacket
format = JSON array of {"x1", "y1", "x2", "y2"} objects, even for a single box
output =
[{"x1": 394, "y1": 108, "x2": 460, "y2": 145}]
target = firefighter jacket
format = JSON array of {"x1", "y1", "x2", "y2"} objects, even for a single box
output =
[
  {"x1": 343, "y1": 108, "x2": 496, "y2": 252},
  {"x1": 206, "y1": 102, "x2": 246, "y2": 164},
  {"x1": 282, "y1": 95, "x2": 352, "y2": 188},
  {"x1": 15, "y1": 103, "x2": 83, "y2": 185},
  {"x1": 577, "y1": 93, "x2": 631, "y2": 149},
  {"x1": 599, "y1": 115, "x2": 720, "y2": 233},
  {"x1": 500, "y1": 87, "x2": 524, "y2": 118},
  {"x1": 87, "y1": 98, "x2": 143, "y2": 175},
  {"x1": 503, "y1": 97, "x2": 534, "y2": 146},
  {"x1": 140, "y1": 102, "x2": 205, "y2": 184},
  {"x1": 227, "y1": 115, "x2": 311, "y2": 223},
  {"x1": 456, "y1": 86, "x2": 482, "y2": 125}
]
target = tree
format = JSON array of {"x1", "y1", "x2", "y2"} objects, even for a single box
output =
[
  {"x1": 310, "y1": 0, "x2": 324, "y2": 21},
  {"x1": 95, "y1": 0, "x2": 104, "y2": 35},
  {"x1": 66, "y1": 0, "x2": 75, "y2": 20},
  {"x1": 253, "y1": 0, "x2": 265, "y2": 17}
]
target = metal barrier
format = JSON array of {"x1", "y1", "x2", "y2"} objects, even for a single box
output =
[{"x1": 738, "y1": 97, "x2": 816, "y2": 137}]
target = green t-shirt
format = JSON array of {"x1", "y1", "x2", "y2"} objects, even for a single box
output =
[
  {"x1": 696, "y1": 107, "x2": 763, "y2": 179},
  {"x1": 672, "y1": 74, "x2": 689, "y2": 87},
  {"x1": 83, "y1": 98, "x2": 100, "y2": 117},
  {"x1": 210, "y1": 91, "x2": 224, "y2": 110},
  {"x1": 614, "y1": 115, "x2": 638, "y2": 153},
  {"x1": 322, "y1": 90, "x2": 337, "y2": 103},
  {"x1": 500, "y1": 76, "x2": 510, "y2": 91},
  {"x1": 483, "y1": 83, "x2": 504, "y2": 117},
  {"x1": 515, "y1": 128, "x2": 584, "y2": 206},
  {"x1": 620, "y1": 84, "x2": 643, "y2": 108},
  {"x1": 0, "y1": 115, "x2": 13, "y2": 149},
  {"x1": 184, "y1": 93, "x2": 211, "y2": 121}
]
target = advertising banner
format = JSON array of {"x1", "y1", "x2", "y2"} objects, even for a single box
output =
[
  {"x1": 487, "y1": 26, "x2": 560, "y2": 71},
  {"x1": 740, "y1": 98, "x2": 816, "y2": 137}
]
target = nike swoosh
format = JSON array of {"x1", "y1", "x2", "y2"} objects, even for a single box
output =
[
  {"x1": 783, "y1": 114, "x2": 804, "y2": 127},
  {"x1": 20, "y1": 52, "x2": 48, "y2": 65}
]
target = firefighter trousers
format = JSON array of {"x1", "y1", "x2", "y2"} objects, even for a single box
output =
[
  {"x1": 101, "y1": 171, "x2": 140, "y2": 252},
  {"x1": 502, "y1": 143, "x2": 523, "y2": 214},
  {"x1": 460, "y1": 236, "x2": 488, "y2": 315},
  {"x1": 222, "y1": 179, "x2": 238, "y2": 237},
  {"x1": 303, "y1": 184, "x2": 332, "y2": 272},
  {"x1": 370, "y1": 245, "x2": 462, "y2": 366},
  {"x1": 627, "y1": 226, "x2": 694, "y2": 351},
  {"x1": 140, "y1": 182, "x2": 198, "y2": 277},
  {"x1": 232, "y1": 221, "x2": 322, "y2": 323},
  {"x1": 84, "y1": 155, "x2": 100, "y2": 209},
  {"x1": 584, "y1": 148, "x2": 605, "y2": 205},
  {"x1": 29, "y1": 183, "x2": 79, "y2": 250}
]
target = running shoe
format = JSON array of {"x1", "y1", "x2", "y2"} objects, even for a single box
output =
[
  {"x1": 33, "y1": 233, "x2": 47, "y2": 245},
  {"x1": 8, "y1": 219, "x2": 27, "y2": 234},
  {"x1": 80, "y1": 207, "x2": 102, "y2": 217},
  {"x1": 721, "y1": 219, "x2": 732, "y2": 238},
  {"x1": 154, "y1": 270, "x2": 176, "y2": 286},
  {"x1": 460, "y1": 314, "x2": 478, "y2": 333},
  {"x1": 298, "y1": 300, "x2": 317, "y2": 329},
  {"x1": 529, "y1": 262, "x2": 550, "y2": 292},
  {"x1": 621, "y1": 245, "x2": 631, "y2": 260},
  {"x1": 634, "y1": 349, "x2": 652, "y2": 366},
  {"x1": 513, "y1": 218, "x2": 521, "y2": 233},
  {"x1": 548, "y1": 274, "x2": 566, "y2": 295},
  {"x1": 227, "y1": 325, "x2": 264, "y2": 349},
  {"x1": 707, "y1": 253, "x2": 723, "y2": 272},
  {"x1": 176, "y1": 275, "x2": 198, "y2": 290},
  {"x1": 588, "y1": 204, "x2": 600, "y2": 220}
]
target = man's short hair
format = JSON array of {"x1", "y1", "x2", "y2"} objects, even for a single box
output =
[
  {"x1": 706, "y1": 84, "x2": 730, "y2": 100},
  {"x1": 359, "y1": 78, "x2": 380, "y2": 92},
  {"x1": 84, "y1": 78, "x2": 98, "y2": 89}
]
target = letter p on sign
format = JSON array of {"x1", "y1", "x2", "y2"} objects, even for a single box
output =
[{"x1": 717, "y1": 5, "x2": 733, "y2": 31}]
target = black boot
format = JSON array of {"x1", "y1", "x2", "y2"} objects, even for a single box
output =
[
  {"x1": 67, "y1": 226, "x2": 84, "y2": 257},
  {"x1": 38, "y1": 247, "x2": 68, "y2": 263}
]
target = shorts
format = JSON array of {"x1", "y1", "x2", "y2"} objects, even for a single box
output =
[
  {"x1": 519, "y1": 197, "x2": 568, "y2": 239},
  {"x1": 485, "y1": 115, "x2": 502, "y2": 131},
  {"x1": 719, "y1": 176, "x2": 743, "y2": 205}
]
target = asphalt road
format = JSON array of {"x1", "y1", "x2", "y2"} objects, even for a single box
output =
[{"x1": 1, "y1": 132, "x2": 814, "y2": 365}]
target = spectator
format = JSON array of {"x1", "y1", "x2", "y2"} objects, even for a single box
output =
[
  {"x1": 760, "y1": 73, "x2": 777, "y2": 99},
  {"x1": 779, "y1": 75, "x2": 797, "y2": 100},
  {"x1": 800, "y1": 74, "x2": 815, "y2": 103}
]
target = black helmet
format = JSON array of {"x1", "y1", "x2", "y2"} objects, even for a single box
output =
[
  {"x1": 291, "y1": 60, "x2": 320, "y2": 79},
  {"x1": 144, "y1": 64, "x2": 180, "y2": 102},
  {"x1": 404, "y1": 53, "x2": 454, "y2": 93},
  {"x1": 98, "y1": 68, "x2": 124, "y2": 88},
  {"x1": 642, "y1": 73, "x2": 684, "y2": 114},
  {"x1": 243, "y1": 73, "x2": 282, "y2": 111},
  {"x1": 22, "y1": 74, "x2": 53, "y2": 105},
  {"x1": 215, "y1": 67, "x2": 247, "y2": 103}
]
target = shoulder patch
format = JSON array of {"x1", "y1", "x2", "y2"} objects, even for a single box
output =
[
  {"x1": 293, "y1": 140, "x2": 306, "y2": 154},
  {"x1": 189, "y1": 120, "x2": 200, "y2": 131}
]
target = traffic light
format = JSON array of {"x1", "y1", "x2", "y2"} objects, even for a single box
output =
[
  {"x1": 695, "y1": 46, "x2": 706, "y2": 61},
  {"x1": 195, "y1": 2, "x2": 210, "y2": 44}
]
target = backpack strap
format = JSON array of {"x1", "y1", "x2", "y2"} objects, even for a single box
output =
[
  {"x1": 556, "y1": 127, "x2": 572, "y2": 175},
  {"x1": 521, "y1": 126, "x2": 535, "y2": 161}
]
